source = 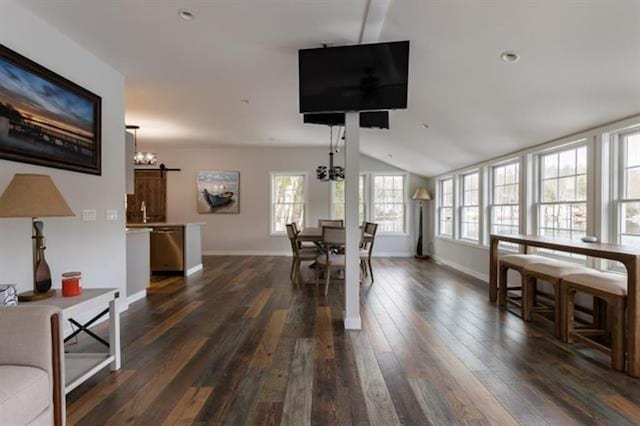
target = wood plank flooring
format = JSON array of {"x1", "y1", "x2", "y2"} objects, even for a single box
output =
[{"x1": 66, "y1": 256, "x2": 640, "y2": 425}]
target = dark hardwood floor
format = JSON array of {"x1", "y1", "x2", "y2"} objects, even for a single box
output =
[{"x1": 66, "y1": 256, "x2": 640, "y2": 425}]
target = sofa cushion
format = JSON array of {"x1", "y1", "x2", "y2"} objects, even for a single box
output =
[{"x1": 0, "y1": 365, "x2": 50, "y2": 426}]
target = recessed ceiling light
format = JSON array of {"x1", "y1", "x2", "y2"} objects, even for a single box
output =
[
  {"x1": 422, "y1": 123, "x2": 430, "y2": 129},
  {"x1": 241, "y1": 99, "x2": 251, "y2": 104},
  {"x1": 500, "y1": 51, "x2": 520, "y2": 63},
  {"x1": 387, "y1": 153, "x2": 393, "y2": 158},
  {"x1": 178, "y1": 9, "x2": 195, "y2": 21}
]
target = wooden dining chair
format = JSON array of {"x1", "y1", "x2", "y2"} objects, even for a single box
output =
[
  {"x1": 291, "y1": 221, "x2": 315, "y2": 249},
  {"x1": 286, "y1": 223, "x2": 319, "y2": 286},
  {"x1": 360, "y1": 222, "x2": 378, "y2": 283},
  {"x1": 316, "y1": 226, "x2": 345, "y2": 296},
  {"x1": 318, "y1": 219, "x2": 344, "y2": 228}
]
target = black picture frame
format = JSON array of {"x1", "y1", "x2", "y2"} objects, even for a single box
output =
[{"x1": 0, "y1": 44, "x2": 102, "y2": 175}]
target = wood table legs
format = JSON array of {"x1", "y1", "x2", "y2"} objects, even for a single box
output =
[
  {"x1": 489, "y1": 237, "x2": 499, "y2": 303},
  {"x1": 625, "y1": 257, "x2": 640, "y2": 378}
]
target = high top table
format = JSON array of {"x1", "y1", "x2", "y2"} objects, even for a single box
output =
[
  {"x1": 26, "y1": 288, "x2": 121, "y2": 393},
  {"x1": 489, "y1": 234, "x2": 640, "y2": 377}
]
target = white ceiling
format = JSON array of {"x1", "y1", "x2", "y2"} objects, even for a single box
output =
[{"x1": 19, "y1": 0, "x2": 640, "y2": 177}]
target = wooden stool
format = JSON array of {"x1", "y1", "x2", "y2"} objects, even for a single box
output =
[
  {"x1": 499, "y1": 254, "x2": 557, "y2": 316},
  {"x1": 523, "y1": 262, "x2": 589, "y2": 339},
  {"x1": 561, "y1": 271, "x2": 627, "y2": 371}
]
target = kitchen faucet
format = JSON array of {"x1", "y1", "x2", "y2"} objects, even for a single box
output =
[{"x1": 140, "y1": 201, "x2": 149, "y2": 223}]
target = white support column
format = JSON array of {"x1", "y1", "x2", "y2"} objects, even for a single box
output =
[{"x1": 344, "y1": 112, "x2": 361, "y2": 330}]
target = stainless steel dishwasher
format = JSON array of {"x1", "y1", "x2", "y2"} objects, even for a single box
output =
[{"x1": 150, "y1": 226, "x2": 184, "y2": 273}]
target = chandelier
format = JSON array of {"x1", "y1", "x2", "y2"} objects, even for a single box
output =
[
  {"x1": 316, "y1": 126, "x2": 345, "y2": 181},
  {"x1": 126, "y1": 125, "x2": 158, "y2": 166}
]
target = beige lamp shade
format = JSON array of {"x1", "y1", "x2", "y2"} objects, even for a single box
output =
[
  {"x1": 0, "y1": 174, "x2": 74, "y2": 218},
  {"x1": 411, "y1": 186, "x2": 432, "y2": 201}
]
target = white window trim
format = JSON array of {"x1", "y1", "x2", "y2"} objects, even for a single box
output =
[
  {"x1": 437, "y1": 176, "x2": 455, "y2": 238},
  {"x1": 269, "y1": 171, "x2": 308, "y2": 236},
  {"x1": 370, "y1": 172, "x2": 409, "y2": 235},
  {"x1": 488, "y1": 159, "x2": 521, "y2": 249},
  {"x1": 330, "y1": 173, "x2": 369, "y2": 222},
  {"x1": 458, "y1": 170, "x2": 481, "y2": 244},
  {"x1": 535, "y1": 141, "x2": 589, "y2": 239},
  {"x1": 609, "y1": 127, "x2": 640, "y2": 270}
]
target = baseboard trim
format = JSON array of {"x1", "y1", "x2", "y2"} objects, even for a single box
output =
[
  {"x1": 203, "y1": 250, "x2": 413, "y2": 258},
  {"x1": 344, "y1": 316, "x2": 362, "y2": 330},
  {"x1": 127, "y1": 289, "x2": 147, "y2": 305},
  {"x1": 372, "y1": 252, "x2": 413, "y2": 258},
  {"x1": 432, "y1": 255, "x2": 489, "y2": 283},
  {"x1": 185, "y1": 264, "x2": 203, "y2": 276}
]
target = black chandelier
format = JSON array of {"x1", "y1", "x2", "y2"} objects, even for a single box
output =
[{"x1": 316, "y1": 126, "x2": 345, "y2": 182}]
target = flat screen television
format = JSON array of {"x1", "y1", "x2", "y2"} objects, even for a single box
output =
[
  {"x1": 298, "y1": 41, "x2": 409, "y2": 113},
  {"x1": 303, "y1": 112, "x2": 389, "y2": 129}
]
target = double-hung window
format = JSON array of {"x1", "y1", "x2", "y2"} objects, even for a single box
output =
[
  {"x1": 331, "y1": 175, "x2": 366, "y2": 224},
  {"x1": 538, "y1": 145, "x2": 588, "y2": 241},
  {"x1": 372, "y1": 174, "x2": 406, "y2": 233},
  {"x1": 618, "y1": 130, "x2": 640, "y2": 247},
  {"x1": 490, "y1": 162, "x2": 519, "y2": 235},
  {"x1": 270, "y1": 172, "x2": 306, "y2": 233},
  {"x1": 460, "y1": 172, "x2": 480, "y2": 241},
  {"x1": 438, "y1": 178, "x2": 454, "y2": 237}
]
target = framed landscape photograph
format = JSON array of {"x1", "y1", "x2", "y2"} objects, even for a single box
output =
[
  {"x1": 0, "y1": 44, "x2": 102, "y2": 175},
  {"x1": 197, "y1": 171, "x2": 240, "y2": 214}
]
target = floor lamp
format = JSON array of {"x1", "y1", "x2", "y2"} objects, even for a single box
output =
[
  {"x1": 412, "y1": 186, "x2": 432, "y2": 259},
  {"x1": 0, "y1": 174, "x2": 75, "y2": 301}
]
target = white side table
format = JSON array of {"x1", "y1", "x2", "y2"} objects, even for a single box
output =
[{"x1": 26, "y1": 288, "x2": 121, "y2": 394}]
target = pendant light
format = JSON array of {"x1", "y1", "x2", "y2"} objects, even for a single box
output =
[
  {"x1": 316, "y1": 126, "x2": 345, "y2": 182},
  {"x1": 126, "y1": 125, "x2": 158, "y2": 166}
]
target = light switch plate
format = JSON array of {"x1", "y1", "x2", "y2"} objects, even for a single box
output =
[
  {"x1": 106, "y1": 209, "x2": 118, "y2": 221},
  {"x1": 82, "y1": 209, "x2": 97, "y2": 222}
]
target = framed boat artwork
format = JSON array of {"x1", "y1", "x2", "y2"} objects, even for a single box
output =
[
  {"x1": 0, "y1": 44, "x2": 102, "y2": 175},
  {"x1": 197, "y1": 171, "x2": 240, "y2": 214}
]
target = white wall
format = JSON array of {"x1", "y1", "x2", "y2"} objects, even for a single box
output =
[
  {"x1": 139, "y1": 145, "x2": 428, "y2": 256},
  {"x1": 0, "y1": 2, "x2": 127, "y2": 306}
]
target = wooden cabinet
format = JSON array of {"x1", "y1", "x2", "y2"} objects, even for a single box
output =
[{"x1": 126, "y1": 170, "x2": 167, "y2": 223}]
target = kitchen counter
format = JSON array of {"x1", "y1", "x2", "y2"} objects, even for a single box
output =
[
  {"x1": 126, "y1": 227, "x2": 152, "y2": 235},
  {"x1": 126, "y1": 228, "x2": 150, "y2": 304},
  {"x1": 127, "y1": 222, "x2": 204, "y2": 277}
]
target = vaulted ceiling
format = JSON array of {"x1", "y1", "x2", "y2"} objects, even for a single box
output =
[{"x1": 19, "y1": 0, "x2": 640, "y2": 176}]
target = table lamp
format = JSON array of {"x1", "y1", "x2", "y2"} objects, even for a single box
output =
[
  {"x1": 412, "y1": 186, "x2": 432, "y2": 259},
  {"x1": 0, "y1": 174, "x2": 75, "y2": 301}
]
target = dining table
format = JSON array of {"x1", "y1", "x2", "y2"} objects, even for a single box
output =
[
  {"x1": 489, "y1": 233, "x2": 640, "y2": 377},
  {"x1": 297, "y1": 226, "x2": 374, "y2": 244}
]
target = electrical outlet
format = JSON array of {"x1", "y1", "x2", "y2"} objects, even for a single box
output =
[
  {"x1": 106, "y1": 209, "x2": 118, "y2": 221},
  {"x1": 82, "y1": 209, "x2": 97, "y2": 222}
]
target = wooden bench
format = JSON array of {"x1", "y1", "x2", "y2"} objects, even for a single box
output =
[
  {"x1": 523, "y1": 262, "x2": 589, "y2": 339},
  {"x1": 561, "y1": 271, "x2": 627, "y2": 371},
  {"x1": 499, "y1": 254, "x2": 556, "y2": 315}
]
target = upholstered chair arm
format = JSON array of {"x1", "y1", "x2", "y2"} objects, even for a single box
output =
[{"x1": 0, "y1": 305, "x2": 65, "y2": 425}]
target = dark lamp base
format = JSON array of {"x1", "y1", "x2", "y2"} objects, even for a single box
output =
[
  {"x1": 414, "y1": 255, "x2": 431, "y2": 260},
  {"x1": 18, "y1": 289, "x2": 56, "y2": 302}
]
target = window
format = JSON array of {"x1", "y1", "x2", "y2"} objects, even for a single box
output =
[
  {"x1": 438, "y1": 178, "x2": 453, "y2": 236},
  {"x1": 331, "y1": 175, "x2": 366, "y2": 223},
  {"x1": 271, "y1": 173, "x2": 306, "y2": 233},
  {"x1": 460, "y1": 172, "x2": 480, "y2": 241},
  {"x1": 618, "y1": 130, "x2": 640, "y2": 247},
  {"x1": 490, "y1": 162, "x2": 519, "y2": 235},
  {"x1": 372, "y1": 174, "x2": 406, "y2": 233},
  {"x1": 538, "y1": 145, "x2": 587, "y2": 241}
]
